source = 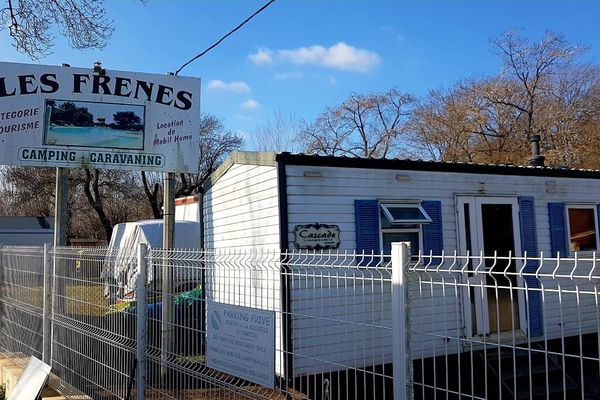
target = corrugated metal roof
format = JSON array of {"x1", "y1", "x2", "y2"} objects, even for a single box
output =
[
  {"x1": 274, "y1": 152, "x2": 600, "y2": 179},
  {"x1": 205, "y1": 151, "x2": 600, "y2": 192}
]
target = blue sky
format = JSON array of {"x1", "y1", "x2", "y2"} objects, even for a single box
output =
[{"x1": 2, "y1": 1, "x2": 600, "y2": 148}]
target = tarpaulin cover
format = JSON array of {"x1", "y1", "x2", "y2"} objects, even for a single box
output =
[{"x1": 102, "y1": 219, "x2": 201, "y2": 299}]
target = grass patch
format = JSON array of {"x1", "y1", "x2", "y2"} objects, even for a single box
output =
[
  {"x1": 65, "y1": 284, "x2": 111, "y2": 316},
  {"x1": 174, "y1": 354, "x2": 206, "y2": 365},
  {"x1": 8, "y1": 287, "x2": 43, "y2": 308}
]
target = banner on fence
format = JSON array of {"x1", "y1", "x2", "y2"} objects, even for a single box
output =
[
  {"x1": 207, "y1": 302, "x2": 275, "y2": 388},
  {"x1": 0, "y1": 61, "x2": 200, "y2": 173}
]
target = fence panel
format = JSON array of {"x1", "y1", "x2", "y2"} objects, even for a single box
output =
[
  {"x1": 51, "y1": 246, "x2": 136, "y2": 399},
  {"x1": 408, "y1": 252, "x2": 600, "y2": 400},
  {"x1": 143, "y1": 248, "x2": 294, "y2": 400},
  {"x1": 283, "y1": 250, "x2": 394, "y2": 400},
  {"x1": 0, "y1": 246, "x2": 45, "y2": 363}
]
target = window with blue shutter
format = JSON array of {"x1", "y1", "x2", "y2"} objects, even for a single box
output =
[
  {"x1": 518, "y1": 196, "x2": 543, "y2": 337},
  {"x1": 422, "y1": 201, "x2": 443, "y2": 256},
  {"x1": 355, "y1": 200, "x2": 441, "y2": 261},
  {"x1": 548, "y1": 203, "x2": 568, "y2": 257},
  {"x1": 354, "y1": 200, "x2": 380, "y2": 255}
]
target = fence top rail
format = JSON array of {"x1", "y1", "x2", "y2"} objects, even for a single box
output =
[
  {"x1": 5, "y1": 245, "x2": 600, "y2": 278},
  {"x1": 0, "y1": 245, "x2": 45, "y2": 255},
  {"x1": 408, "y1": 251, "x2": 600, "y2": 280}
]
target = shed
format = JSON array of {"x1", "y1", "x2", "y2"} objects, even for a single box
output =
[
  {"x1": 202, "y1": 151, "x2": 600, "y2": 379},
  {"x1": 0, "y1": 216, "x2": 53, "y2": 246}
]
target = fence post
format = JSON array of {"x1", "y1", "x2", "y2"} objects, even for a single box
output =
[
  {"x1": 136, "y1": 243, "x2": 148, "y2": 400},
  {"x1": 392, "y1": 242, "x2": 412, "y2": 400},
  {"x1": 42, "y1": 243, "x2": 52, "y2": 365}
]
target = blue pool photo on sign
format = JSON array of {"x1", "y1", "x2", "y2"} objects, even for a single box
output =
[{"x1": 43, "y1": 99, "x2": 145, "y2": 150}]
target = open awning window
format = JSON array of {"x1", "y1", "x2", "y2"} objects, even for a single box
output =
[{"x1": 381, "y1": 204, "x2": 432, "y2": 224}]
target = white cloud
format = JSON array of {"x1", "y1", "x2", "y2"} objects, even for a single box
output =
[
  {"x1": 248, "y1": 48, "x2": 274, "y2": 65},
  {"x1": 249, "y1": 42, "x2": 380, "y2": 73},
  {"x1": 206, "y1": 80, "x2": 250, "y2": 93},
  {"x1": 241, "y1": 99, "x2": 260, "y2": 110}
]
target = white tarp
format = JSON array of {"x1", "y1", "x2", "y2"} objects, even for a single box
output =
[
  {"x1": 0, "y1": 61, "x2": 200, "y2": 173},
  {"x1": 102, "y1": 219, "x2": 201, "y2": 299}
]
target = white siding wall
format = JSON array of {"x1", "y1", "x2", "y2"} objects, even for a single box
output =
[
  {"x1": 289, "y1": 264, "x2": 393, "y2": 375},
  {"x1": 202, "y1": 163, "x2": 285, "y2": 374},
  {"x1": 204, "y1": 163, "x2": 280, "y2": 250},
  {"x1": 285, "y1": 164, "x2": 600, "y2": 373}
]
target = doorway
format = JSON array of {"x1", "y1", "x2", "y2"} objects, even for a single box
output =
[{"x1": 457, "y1": 196, "x2": 525, "y2": 336}]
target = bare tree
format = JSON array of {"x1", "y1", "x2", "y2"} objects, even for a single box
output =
[
  {"x1": 0, "y1": 166, "x2": 57, "y2": 216},
  {"x1": 299, "y1": 88, "x2": 415, "y2": 158},
  {"x1": 489, "y1": 31, "x2": 586, "y2": 144},
  {"x1": 0, "y1": 166, "x2": 152, "y2": 241},
  {"x1": 251, "y1": 110, "x2": 305, "y2": 153},
  {"x1": 140, "y1": 171, "x2": 162, "y2": 219},
  {"x1": 141, "y1": 114, "x2": 243, "y2": 218},
  {"x1": 191, "y1": 114, "x2": 243, "y2": 192},
  {"x1": 0, "y1": 0, "x2": 117, "y2": 58},
  {"x1": 409, "y1": 31, "x2": 600, "y2": 167}
]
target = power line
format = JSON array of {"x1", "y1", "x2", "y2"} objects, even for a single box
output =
[{"x1": 175, "y1": 0, "x2": 277, "y2": 75}]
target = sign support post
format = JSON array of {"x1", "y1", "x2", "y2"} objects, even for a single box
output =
[
  {"x1": 42, "y1": 243, "x2": 52, "y2": 364},
  {"x1": 161, "y1": 171, "x2": 175, "y2": 381},
  {"x1": 45, "y1": 166, "x2": 68, "y2": 366},
  {"x1": 136, "y1": 243, "x2": 148, "y2": 400},
  {"x1": 53, "y1": 167, "x2": 68, "y2": 246}
]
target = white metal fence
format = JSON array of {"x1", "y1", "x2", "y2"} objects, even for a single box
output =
[
  {"x1": 407, "y1": 251, "x2": 600, "y2": 400},
  {"x1": 0, "y1": 244, "x2": 599, "y2": 399}
]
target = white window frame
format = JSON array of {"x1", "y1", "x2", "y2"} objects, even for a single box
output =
[
  {"x1": 380, "y1": 228, "x2": 423, "y2": 256},
  {"x1": 565, "y1": 204, "x2": 599, "y2": 255},
  {"x1": 379, "y1": 202, "x2": 430, "y2": 255},
  {"x1": 380, "y1": 203, "x2": 432, "y2": 224}
]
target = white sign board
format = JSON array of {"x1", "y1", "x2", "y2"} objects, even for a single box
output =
[
  {"x1": 0, "y1": 61, "x2": 200, "y2": 173},
  {"x1": 8, "y1": 356, "x2": 51, "y2": 400},
  {"x1": 294, "y1": 223, "x2": 341, "y2": 249},
  {"x1": 207, "y1": 302, "x2": 275, "y2": 388}
]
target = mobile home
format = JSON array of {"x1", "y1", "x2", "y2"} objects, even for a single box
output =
[{"x1": 202, "y1": 151, "x2": 600, "y2": 383}]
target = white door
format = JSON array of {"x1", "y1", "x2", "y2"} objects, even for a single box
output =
[{"x1": 457, "y1": 196, "x2": 526, "y2": 336}]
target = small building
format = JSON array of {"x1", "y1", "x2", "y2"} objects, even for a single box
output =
[
  {"x1": 201, "y1": 151, "x2": 600, "y2": 384},
  {"x1": 0, "y1": 216, "x2": 54, "y2": 246}
]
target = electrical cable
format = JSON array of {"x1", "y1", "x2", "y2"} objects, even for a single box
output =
[{"x1": 175, "y1": 0, "x2": 277, "y2": 75}]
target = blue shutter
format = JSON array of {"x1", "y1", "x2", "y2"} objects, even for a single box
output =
[
  {"x1": 597, "y1": 204, "x2": 600, "y2": 247},
  {"x1": 548, "y1": 203, "x2": 568, "y2": 257},
  {"x1": 422, "y1": 201, "x2": 443, "y2": 256},
  {"x1": 518, "y1": 197, "x2": 543, "y2": 337},
  {"x1": 354, "y1": 200, "x2": 380, "y2": 256}
]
